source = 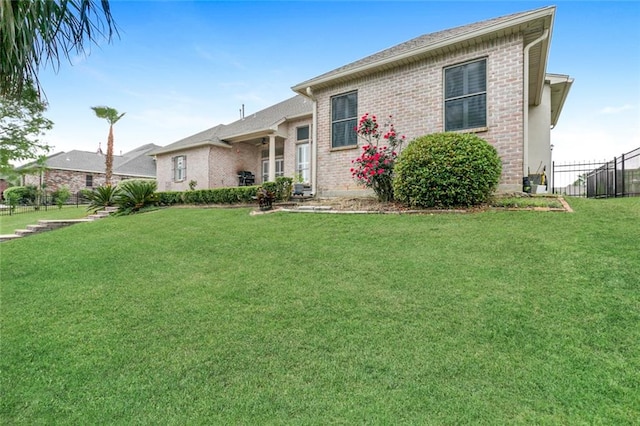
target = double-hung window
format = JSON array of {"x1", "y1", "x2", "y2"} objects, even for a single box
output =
[
  {"x1": 296, "y1": 126, "x2": 310, "y2": 183},
  {"x1": 444, "y1": 59, "x2": 487, "y2": 131},
  {"x1": 173, "y1": 155, "x2": 186, "y2": 182},
  {"x1": 331, "y1": 91, "x2": 357, "y2": 148}
]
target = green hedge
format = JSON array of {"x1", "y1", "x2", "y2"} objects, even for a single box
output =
[
  {"x1": 156, "y1": 186, "x2": 259, "y2": 206},
  {"x1": 155, "y1": 179, "x2": 293, "y2": 207}
]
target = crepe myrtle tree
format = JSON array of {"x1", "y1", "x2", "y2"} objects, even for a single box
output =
[{"x1": 91, "y1": 106, "x2": 125, "y2": 185}]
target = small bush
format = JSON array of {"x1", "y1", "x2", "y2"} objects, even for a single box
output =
[
  {"x1": 3, "y1": 185, "x2": 37, "y2": 204},
  {"x1": 275, "y1": 177, "x2": 293, "y2": 201},
  {"x1": 51, "y1": 186, "x2": 71, "y2": 208},
  {"x1": 393, "y1": 132, "x2": 502, "y2": 208}
]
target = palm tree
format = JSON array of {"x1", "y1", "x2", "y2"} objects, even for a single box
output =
[
  {"x1": 1, "y1": 0, "x2": 118, "y2": 97},
  {"x1": 91, "y1": 106, "x2": 125, "y2": 185}
]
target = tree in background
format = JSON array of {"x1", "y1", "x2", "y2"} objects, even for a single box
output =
[
  {"x1": 91, "y1": 106, "x2": 124, "y2": 185},
  {"x1": 0, "y1": 83, "x2": 53, "y2": 172},
  {"x1": 1, "y1": 0, "x2": 118, "y2": 97}
]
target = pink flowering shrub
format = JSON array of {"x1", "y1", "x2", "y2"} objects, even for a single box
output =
[{"x1": 350, "y1": 113, "x2": 405, "y2": 202}]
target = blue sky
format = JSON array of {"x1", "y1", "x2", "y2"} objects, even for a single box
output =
[{"x1": 36, "y1": 1, "x2": 639, "y2": 165}]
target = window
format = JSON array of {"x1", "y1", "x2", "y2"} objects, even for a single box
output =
[
  {"x1": 262, "y1": 158, "x2": 284, "y2": 182},
  {"x1": 444, "y1": 59, "x2": 487, "y2": 131},
  {"x1": 296, "y1": 126, "x2": 310, "y2": 183},
  {"x1": 173, "y1": 155, "x2": 186, "y2": 182},
  {"x1": 331, "y1": 91, "x2": 357, "y2": 148},
  {"x1": 86, "y1": 175, "x2": 93, "y2": 187}
]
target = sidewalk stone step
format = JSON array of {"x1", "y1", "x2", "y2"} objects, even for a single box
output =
[
  {"x1": 27, "y1": 224, "x2": 49, "y2": 232},
  {"x1": 2, "y1": 212, "x2": 110, "y2": 242}
]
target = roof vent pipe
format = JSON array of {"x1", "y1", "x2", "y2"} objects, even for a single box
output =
[{"x1": 523, "y1": 29, "x2": 549, "y2": 178}]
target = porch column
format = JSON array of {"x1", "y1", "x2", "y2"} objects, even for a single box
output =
[{"x1": 268, "y1": 135, "x2": 276, "y2": 182}]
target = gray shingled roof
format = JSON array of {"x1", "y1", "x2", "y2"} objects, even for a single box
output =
[
  {"x1": 18, "y1": 143, "x2": 160, "y2": 177},
  {"x1": 150, "y1": 95, "x2": 312, "y2": 155},
  {"x1": 292, "y1": 6, "x2": 554, "y2": 94}
]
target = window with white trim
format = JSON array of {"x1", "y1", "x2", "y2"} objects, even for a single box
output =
[
  {"x1": 173, "y1": 155, "x2": 186, "y2": 182},
  {"x1": 296, "y1": 126, "x2": 310, "y2": 183},
  {"x1": 85, "y1": 174, "x2": 93, "y2": 187},
  {"x1": 261, "y1": 158, "x2": 284, "y2": 182},
  {"x1": 331, "y1": 91, "x2": 357, "y2": 148},
  {"x1": 444, "y1": 59, "x2": 487, "y2": 131}
]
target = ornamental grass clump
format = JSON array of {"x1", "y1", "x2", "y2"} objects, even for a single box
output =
[
  {"x1": 393, "y1": 132, "x2": 502, "y2": 208},
  {"x1": 350, "y1": 113, "x2": 405, "y2": 202}
]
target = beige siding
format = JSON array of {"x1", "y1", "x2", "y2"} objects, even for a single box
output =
[
  {"x1": 528, "y1": 83, "x2": 552, "y2": 182},
  {"x1": 156, "y1": 146, "x2": 211, "y2": 192},
  {"x1": 313, "y1": 34, "x2": 525, "y2": 196}
]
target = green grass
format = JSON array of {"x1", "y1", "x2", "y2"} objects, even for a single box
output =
[
  {"x1": 491, "y1": 196, "x2": 564, "y2": 209},
  {"x1": 0, "y1": 205, "x2": 90, "y2": 234},
  {"x1": 1, "y1": 197, "x2": 638, "y2": 424}
]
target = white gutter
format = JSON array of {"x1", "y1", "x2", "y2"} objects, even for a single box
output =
[
  {"x1": 523, "y1": 29, "x2": 549, "y2": 178},
  {"x1": 306, "y1": 86, "x2": 318, "y2": 196}
]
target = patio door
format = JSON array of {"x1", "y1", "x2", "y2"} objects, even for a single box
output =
[
  {"x1": 262, "y1": 158, "x2": 284, "y2": 182},
  {"x1": 296, "y1": 143, "x2": 310, "y2": 183}
]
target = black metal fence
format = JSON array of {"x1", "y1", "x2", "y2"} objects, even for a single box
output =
[
  {"x1": 0, "y1": 192, "x2": 88, "y2": 216},
  {"x1": 552, "y1": 147, "x2": 640, "y2": 198}
]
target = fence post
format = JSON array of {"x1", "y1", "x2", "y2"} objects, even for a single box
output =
[
  {"x1": 551, "y1": 161, "x2": 555, "y2": 194},
  {"x1": 621, "y1": 153, "x2": 626, "y2": 197}
]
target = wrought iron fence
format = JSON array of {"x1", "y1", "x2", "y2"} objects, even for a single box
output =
[
  {"x1": 0, "y1": 192, "x2": 89, "y2": 216},
  {"x1": 552, "y1": 147, "x2": 640, "y2": 198}
]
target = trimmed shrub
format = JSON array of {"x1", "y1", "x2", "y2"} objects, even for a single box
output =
[
  {"x1": 158, "y1": 186, "x2": 259, "y2": 206},
  {"x1": 156, "y1": 191, "x2": 183, "y2": 206},
  {"x1": 3, "y1": 185, "x2": 37, "y2": 204},
  {"x1": 393, "y1": 132, "x2": 502, "y2": 208}
]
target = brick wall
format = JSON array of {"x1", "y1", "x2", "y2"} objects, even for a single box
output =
[
  {"x1": 312, "y1": 33, "x2": 525, "y2": 196},
  {"x1": 22, "y1": 169, "x2": 149, "y2": 193}
]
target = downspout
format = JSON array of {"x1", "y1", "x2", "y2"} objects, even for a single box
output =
[
  {"x1": 523, "y1": 29, "x2": 549, "y2": 180},
  {"x1": 306, "y1": 87, "x2": 318, "y2": 196}
]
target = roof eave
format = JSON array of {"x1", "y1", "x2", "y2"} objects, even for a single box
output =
[
  {"x1": 548, "y1": 74, "x2": 574, "y2": 128},
  {"x1": 149, "y1": 139, "x2": 231, "y2": 156}
]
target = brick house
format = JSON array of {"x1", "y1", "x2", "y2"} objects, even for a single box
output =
[
  {"x1": 153, "y1": 6, "x2": 572, "y2": 196},
  {"x1": 150, "y1": 96, "x2": 313, "y2": 192},
  {"x1": 19, "y1": 143, "x2": 159, "y2": 194}
]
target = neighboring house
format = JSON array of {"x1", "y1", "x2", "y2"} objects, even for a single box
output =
[
  {"x1": 18, "y1": 143, "x2": 160, "y2": 193},
  {"x1": 0, "y1": 179, "x2": 9, "y2": 200},
  {"x1": 149, "y1": 96, "x2": 313, "y2": 192},
  {"x1": 154, "y1": 5, "x2": 572, "y2": 196}
]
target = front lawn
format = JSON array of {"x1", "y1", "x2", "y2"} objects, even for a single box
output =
[{"x1": 1, "y1": 197, "x2": 638, "y2": 423}]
